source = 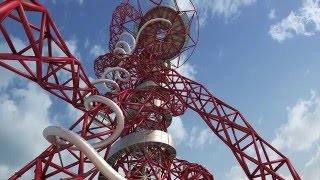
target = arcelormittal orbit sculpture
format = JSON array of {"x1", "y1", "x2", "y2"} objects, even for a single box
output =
[{"x1": 0, "y1": 0, "x2": 301, "y2": 179}]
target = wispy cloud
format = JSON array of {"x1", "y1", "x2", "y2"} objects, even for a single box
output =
[
  {"x1": 168, "y1": 117, "x2": 215, "y2": 149},
  {"x1": 51, "y1": 0, "x2": 84, "y2": 5},
  {"x1": 89, "y1": 44, "x2": 106, "y2": 58},
  {"x1": 84, "y1": 38, "x2": 90, "y2": 48},
  {"x1": 226, "y1": 91, "x2": 320, "y2": 179},
  {"x1": 269, "y1": 9, "x2": 276, "y2": 20},
  {"x1": 77, "y1": 0, "x2": 84, "y2": 5},
  {"x1": 271, "y1": 90, "x2": 320, "y2": 152},
  {"x1": 168, "y1": 116, "x2": 188, "y2": 144},
  {"x1": 187, "y1": 126, "x2": 215, "y2": 148},
  {"x1": 177, "y1": 0, "x2": 256, "y2": 26},
  {"x1": 269, "y1": 0, "x2": 320, "y2": 42},
  {"x1": 0, "y1": 36, "x2": 26, "y2": 89},
  {"x1": 225, "y1": 165, "x2": 247, "y2": 180},
  {"x1": 176, "y1": 62, "x2": 197, "y2": 80},
  {"x1": 197, "y1": 0, "x2": 256, "y2": 24},
  {"x1": 66, "y1": 39, "x2": 82, "y2": 60},
  {"x1": 303, "y1": 146, "x2": 320, "y2": 180},
  {"x1": 0, "y1": 35, "x2": 86, "y2": 178},
  {"x1": 0, "y1": 81, "x2": 52, "y2": 178}
]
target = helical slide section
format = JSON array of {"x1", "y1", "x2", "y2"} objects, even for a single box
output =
[
  {"x1": 114, "y1": 18, "x2": 172, "y2": 56},
  {"x1": 43, "y1": 66, "x2": 129, "y2": 179},
  {"x1": 43, "y1": 17, "x2": 173, "y2": 180},
  {"x1": 43, "y1": 126, "x2": 126, "y2": 180},
  {"x1": 47, "y1": 66, "x2": 130, "y2": 150}
]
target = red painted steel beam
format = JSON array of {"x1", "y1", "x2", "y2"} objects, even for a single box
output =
[
  {"x1": 0, "y1": 0, "x2": 98, "y2": 111},
  {"x1": 0, "y1": 0, "x2": 301, "y2": 179},
  {"x1": 147, "y1": 67, "x2": 301, "y2": 179}
]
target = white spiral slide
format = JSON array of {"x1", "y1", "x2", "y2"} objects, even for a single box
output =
[
  {"x1": 43, "y1": 126, "x2": 126, "y2": 180},
  {"x1": 42, "y1": 17, "x2": 172, "y2": 180}
]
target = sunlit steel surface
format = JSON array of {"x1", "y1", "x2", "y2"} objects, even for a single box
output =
[{"x1": 107, "y1": 130, "x2": 176, "y2": 165}]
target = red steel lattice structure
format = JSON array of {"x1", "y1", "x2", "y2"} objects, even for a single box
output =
[{"x1": 0, "y1": 0, "x2": 301, "y2": 179}]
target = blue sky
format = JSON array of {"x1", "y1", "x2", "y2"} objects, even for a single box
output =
[{"x1": 0, "y1": 0, "x2": 319, "y2": 179}]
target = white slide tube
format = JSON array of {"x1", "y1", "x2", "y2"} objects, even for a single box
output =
[
  {"x1": 133, "y1": 18, "x2": 172, "y2": 52},
  {"x1": 91, "y1": 78, "x2": 120, "y2": 94},
  {"x1": 83, "y1": 95, "x2": 124, "y2": 148},
  {"x1": 52, "y1": 95, "x2": 124, "y2": 150},
  {"x1": 113, "y1": 18, "x2": 172, "y2": 55},
  {"x1": 43, "y1": 126, "x2": 126, "y2": 180},
  {"x1": 113, "y1": 32, "x2": 136, "y2": 56},
  {"x1": 102, "y1": 67, "x2": 130, "y2": 83}
]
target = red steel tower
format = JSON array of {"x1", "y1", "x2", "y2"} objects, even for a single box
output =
[{"x1": 0, "y1": 0, "x2": 301, "y2": 179}]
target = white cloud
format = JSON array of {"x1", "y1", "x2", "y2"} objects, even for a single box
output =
[
  {"x1": 84, "y1": 38, "x2": 90, "y2": 48},
  {"x1": 77, "y1": 0, "x2": 84, "y2": 5},
  {"x1": 0, "y1": 81, "x2": 52, "y2": 178},
  {"x1": 269, "y1": 9, "x2": 276, "y2": 19},
  {"x1": 0, "y1": 34, "x2": 84, "y2": 178},
  {"x1": 51, "y1": 0, "x2": 84, "y2": 5},
  {"x1": 304, "y1": 69, "x2": 311, "y2": 76},
  {"x1": 225, "y1": 165, "x2": 247, "y2": 180},
  {"x1": 176, "y1": 0, "x2": 256, "y2": 26},
  {"x1": 89, "y1": 45, "x2": 105, "y2": 57},
  {"x1": 176, "y1": 62, "x2": 197, "y2": 80},
  {"x1": 304, "y1": 0, "x2": 320, "y2": 30},
  {"x1": 170, "y1": 54, "x2": 197, "y2": 80},
  {"x1": 0, "y1": 36, "x2": 32, "y2": 90},
  {"x1": 176, "y1": 0, "x2": 194, "y2": 11},
  {"x1": 195, "y1": 0, "x2": 256, "y2": 22},
  {"x1": 269, "y1": 0, "x2": 320, "y2": 42},
  {"x1": 302, "y1": 146, "x2": 320, "y2": 180},
  {"x1": 272, "y1": 90, "x2": 320, "y2": 152},
  {"x1": 66, "y1": 39, "x2": 82, "y2": 60},
  {"x1": 209, "y1": 0, "x2": 256, "y2": 17},
  {"x1": 0, "y1": 166, "x2": 13, "y2": 179},
  {"x1": 0, "y1": 65, "x2": 15, "y2": 90},
  {"x1": 188, "y1": 126, "x2": 215, "y2": 148},
  {"x1": 227, "y1": 90, "x2": 320, "y2": 179},
  {"x1": 168, "y1": 116, "x2": 187, "y2": 144},
  {"x1": 67, "y1": 103, "x2": 83, "y2": 120},
  {"x1": 168, "y1": 116, "x2": 215, "y2": 149}
]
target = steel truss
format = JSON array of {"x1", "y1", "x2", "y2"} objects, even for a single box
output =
[{"x1": 0, "y1": 0, "x2": 300, "y2": 179}]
